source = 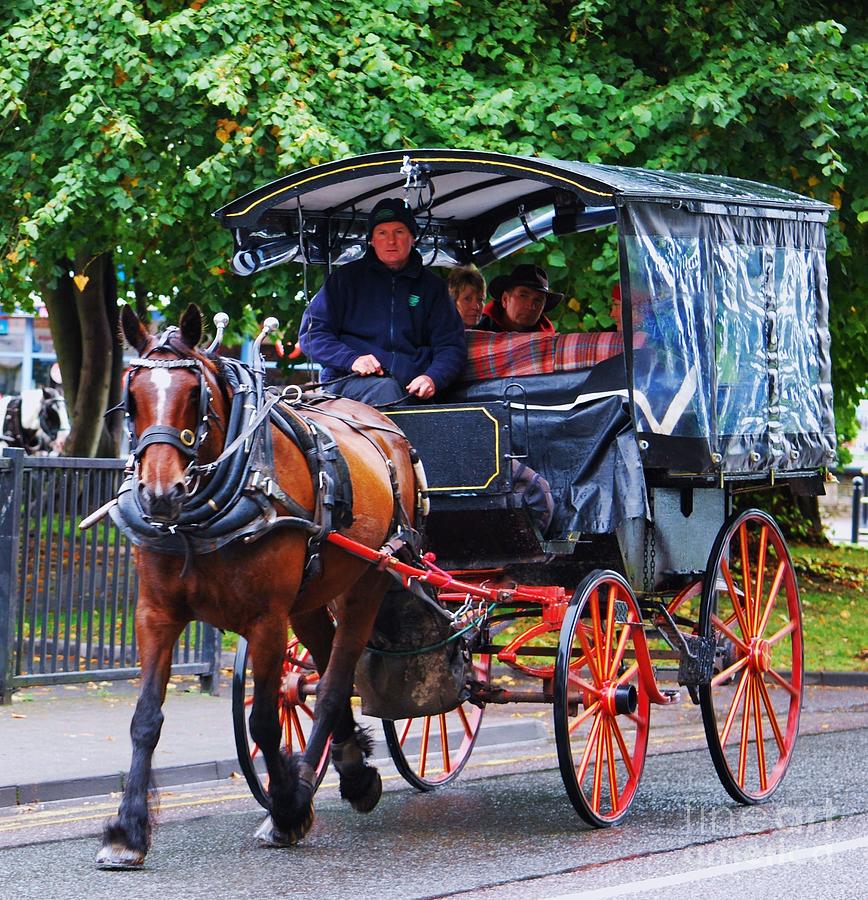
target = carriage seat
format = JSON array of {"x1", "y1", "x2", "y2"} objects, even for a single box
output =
[{"x1": 460, "y1": 329, "x2": 624, "y2": 382}]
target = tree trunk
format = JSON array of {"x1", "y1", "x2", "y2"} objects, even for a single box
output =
[{"x1": 41, "y1": 252, "x2": 123, "y2": 458}]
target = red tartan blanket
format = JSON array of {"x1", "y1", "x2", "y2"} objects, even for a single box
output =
[{"x1": 461, "y1": 330, "x2": 624, "y2": 381}]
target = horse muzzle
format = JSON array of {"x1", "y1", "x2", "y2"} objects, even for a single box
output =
[{"x1": 138, "y1": 480, "x2": 187, "y2": 524}]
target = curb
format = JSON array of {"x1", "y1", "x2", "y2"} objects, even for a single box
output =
[
  {"x1": 1, "y1": 675, "x2": 863, "y2": 809},
  {"x1": 0, "y1": 718, "x2": 548, "y2": 810},
  {"x1": 0, "y1": 758, "x2": 244, "y2": 809}
]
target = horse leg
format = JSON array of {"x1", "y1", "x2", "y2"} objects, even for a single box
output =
[
  {"x1": 297, "y1": 584, "x2": 385, "y2": 815},
  {"x1": 247, "y1": 618, "x2": 315, "y2": 847},
  {"x1": 96, "y1": 616, "x2": 184, "y2": 869},
  {"x1": 291, "y1": 606, "x2": 378, "y2": 809}
]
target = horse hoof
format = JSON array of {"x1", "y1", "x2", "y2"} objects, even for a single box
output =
[
  {"x1": 255, "y1": 807, "x2": 313, "y2": 848},
  {"x1": 349, "y1": 769, "x2": 382, "y2": 814},
  {"x1": 95, "y1": 843, "x2": 145, "y2": 870}
]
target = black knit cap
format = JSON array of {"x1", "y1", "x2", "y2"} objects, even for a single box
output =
[{"x1": 367, "y1": 197, "x2": 418, "y2": 239}]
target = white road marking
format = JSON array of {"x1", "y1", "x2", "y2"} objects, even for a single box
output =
[{"x1": 542, "y1": 833, "x2": 868, "y2": 899}]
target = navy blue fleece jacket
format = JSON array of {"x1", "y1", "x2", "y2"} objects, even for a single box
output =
[{"x1": 300, "y1": 248, "x2": 466, "y2": 390}]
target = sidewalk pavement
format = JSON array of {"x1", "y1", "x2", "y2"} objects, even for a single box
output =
[{"x1": 0, "y1": 673, "x2": 551, "y2": 809}]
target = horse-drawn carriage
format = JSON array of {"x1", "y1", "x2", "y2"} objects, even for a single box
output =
[
  {"x1": 216, "y1": 149, "x2": 835, "y2": 824},
  {"x1": 94, "y1": 149, "x2": 835, "y2": 867}
]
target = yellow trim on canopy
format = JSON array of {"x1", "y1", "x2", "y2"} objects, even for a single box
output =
[{"x1": 223, "y1": 155, "x2": 612, "y2": 218}]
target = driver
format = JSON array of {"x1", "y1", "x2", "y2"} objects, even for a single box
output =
[{"x1": 300, "y1": 198, "x2": 466, "y2": 405}]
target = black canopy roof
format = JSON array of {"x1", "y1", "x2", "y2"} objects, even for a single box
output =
[
  {"x1": 215, "y1": 148, "x2": 830, "y2": 225},
  {"x1": 213, "y1": 149, "x2": 831, "y2": 272}
]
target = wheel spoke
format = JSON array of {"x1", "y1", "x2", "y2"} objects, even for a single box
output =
[
  {"x1": 398, "y1": 718, "x2": 413, "y2": 745},
  {"x1": 290, "y1": 711, "x2": 308, "y2": 752},
  {"x1": 591, "y1": 718, "x2": 606, "y2": 810},
  {"x1": 569, "y1": 699, "x2": 600, "y2": 735},
  {"x1": 614, "y1": 661, "x2": 640, "y2": 689},
  {"x1": 738, "y1": 523, "x2": 756, "y2": 634},
  {"x1": 576, "y1": 621, "x2": 603, "y2": 687},
  {"x1": 610, "y1": 717, "x2": 637, "y2": 782},
  {"x1": 588, "y1": 589, "x2": 605, "y2": 679},
  {"x1": 419, "y1": 716, "x2": 431, "y2": 777},
  {"x1": 607, "y1": 625, "x2": 631, "y2": 681},
  {"x1": 754, "y1": 524, "x2": 769, "y2": 626},
  {"x1": 711, "y1": 613, "x2": 750, "y2": 654},
  {"x1": 752, "y1": 678, "x2": 768, "y2": 792},
  {"x1": 737, "y1": 673, "x2": 753, "y2": 787},
  {"x1": 710, "y1": 653, "x2": 749, "y2": 688},
  {"x1": 720, "y1": 669, "x2": 750, "y2": 748},
  {"x1": 567, "y1": 670, "x2": 601, "y2": 697},
  {"x1": 575, "y1": 711, "x2": 603, "y2": 782},
  {"x1": 603, "y1": 584, "x2": 617, "y2": 669},
  {"x1": 756, "y1": 561, "x2": 786, "y2": 638},
  {"x1": 456, "y1": 703, "x2": 474, "y2": 739},
  {"x1": 720, "y1": 559, "x2": 751, "y2": 639},
  {"x1": 757, "y1": 675, "x2": 788, "y2": 755},
  {"x1": 439, "y1": 713, "x2": 451, "y2": 773},
  {"x1": 766, "y1": 665, "x2": 800, "y2": 697},
  {"x1": 604, "y1": 721, "x2": 618, "y2": 813},
  {"x1": 766, "y1": 618, "x2": 797, "y2": 647}
]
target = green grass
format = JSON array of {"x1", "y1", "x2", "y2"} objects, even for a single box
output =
[{"x1": 790, "y1": 542, "x2": 868, "y2": 673}]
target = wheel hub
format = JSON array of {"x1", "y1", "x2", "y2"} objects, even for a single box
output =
[
  {"x1": 748, "y1": 637, "x2": 772, "y2": 673},
  {"x1": 602, "y1": 682, "x2": 638, "y2": 717},
  {"x1": 281, "y1": 670, "x2": 307, "y2": 705}
]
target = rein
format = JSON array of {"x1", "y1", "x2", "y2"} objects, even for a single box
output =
[{"x1": 86, "y1": 324, "x2": 427, "y2": 590}]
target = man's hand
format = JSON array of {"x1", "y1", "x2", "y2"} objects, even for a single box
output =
[
  {"x1": 351, "y1": 354, "x2": 384, "y2": 376},
  {"x1": 406, "y1": 374, "x2": 435, "y2": 399}
]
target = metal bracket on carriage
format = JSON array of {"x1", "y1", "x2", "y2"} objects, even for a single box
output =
[{"x1": 677, "y1": 634, "x2": 718, "y2": 689}]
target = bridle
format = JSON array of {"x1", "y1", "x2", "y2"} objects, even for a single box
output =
[{"x1": 122, "y1": 336, "x2": 215, "y2": 469}]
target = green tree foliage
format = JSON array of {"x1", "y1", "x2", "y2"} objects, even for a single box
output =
[{"x1": 0, "y1": 0, "x2": 865, "y2": 454}]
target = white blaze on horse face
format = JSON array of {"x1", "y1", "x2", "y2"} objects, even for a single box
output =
[{"x1": 149, "y1": 367, "x2": 172, "y2": 423}]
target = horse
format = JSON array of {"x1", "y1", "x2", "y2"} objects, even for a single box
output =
[
  {"x1": 0, "y1": 386, "x2": 70, "y2": 455},
  {"x1": 96, "y1": 303, "x2": 420, "y2": 868}
]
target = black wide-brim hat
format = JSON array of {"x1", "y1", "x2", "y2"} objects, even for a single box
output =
[{"x1": 488, "y1": 263, "x2": 564, "y2": 312}]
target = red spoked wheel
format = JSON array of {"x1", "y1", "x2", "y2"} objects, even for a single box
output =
[
  {"x1": 554, "y1": 570, "x2": 650, "y2": 827},
  {"x1": 382, "y1": 654, "x2": 490, "y2": 790},
  {"x1": 232, "y1": 634, "x2": 330, "y2": 809},
  {"x1": 699, "y1": 509, "x2": 803, "y2": 804}
]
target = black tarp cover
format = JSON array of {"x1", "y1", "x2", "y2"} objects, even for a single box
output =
[{"x1": 442, "y1": 360, "x2": 647, "y2": 537}]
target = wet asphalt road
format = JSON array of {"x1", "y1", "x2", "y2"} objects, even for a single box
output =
[{"x1": 0, "y1": 702, "x2": 866, "y2": 900}]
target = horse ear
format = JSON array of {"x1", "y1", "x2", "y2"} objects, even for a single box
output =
[
  {"x1": 121, "y1": 304, "x2": 150, "y2": 353},
  {"x1": 179, "y1": 304, "x2": 203, "y2": 348}
]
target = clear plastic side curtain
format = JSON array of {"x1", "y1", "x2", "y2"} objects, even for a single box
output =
[{"x1": 618, "y1": 201, "x2": 835, "y2": 474}]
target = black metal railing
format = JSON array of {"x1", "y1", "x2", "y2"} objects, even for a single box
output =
[{"x1": 0, "y1": 449, "x2": 220, "y2": 703}]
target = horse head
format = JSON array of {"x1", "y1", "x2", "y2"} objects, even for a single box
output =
[
  {"x1": 37, "y1": 387, "x2": 70, "y2": 454},
  {"x1": 121, "y1": 303, "x2": 228, "y2": 524}
]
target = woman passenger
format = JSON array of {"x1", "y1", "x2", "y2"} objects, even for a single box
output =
[{"x1": 448, "y1": 265, "x2": 486, "y2": 329}]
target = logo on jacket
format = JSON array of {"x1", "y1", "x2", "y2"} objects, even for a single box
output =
[{"x1": 408, "y1": 294, "x2": 421, "y2": 307}]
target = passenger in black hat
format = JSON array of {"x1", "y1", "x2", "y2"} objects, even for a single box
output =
[
  {"x1": 300, "y1": 197, "x2": 465, "y2": 405},
  {"x1": 477, "y1": 263, "x2": 564, "y2": 333}
]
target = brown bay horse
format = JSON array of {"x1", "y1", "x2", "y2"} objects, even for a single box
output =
[{"x1": 97, "y1": 304, "x2": 418, "y2": 868}]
